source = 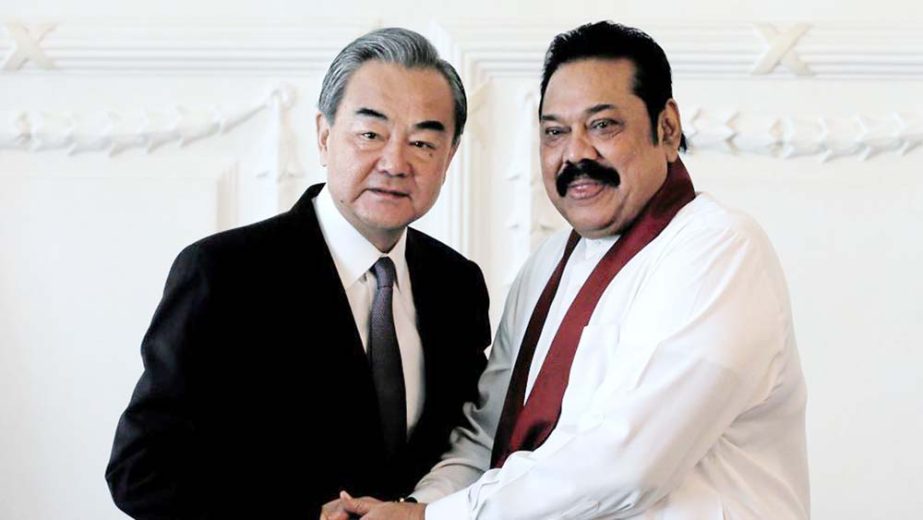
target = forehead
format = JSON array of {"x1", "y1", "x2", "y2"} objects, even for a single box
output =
[
  {"x1": 542, "y1": 58, "x2": 639, "y2": 114},
  {"x1": 337, "y1": 60, "x2": 454, "y2": 123}
]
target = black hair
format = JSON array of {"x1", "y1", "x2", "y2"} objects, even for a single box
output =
[{"x1": 539, "y1": 21, "x2": 686, "y2": 151}]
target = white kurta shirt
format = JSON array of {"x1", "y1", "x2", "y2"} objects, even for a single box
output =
[
  {"x1": 313, "y1": 186, "x2": 425, "y2": 436},
  {"x1": 414, "y1": 193, "x2": 809, "y2": 519}
]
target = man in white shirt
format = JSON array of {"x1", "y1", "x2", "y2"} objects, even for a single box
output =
[
  {"x1": 106, "y1": 28, "x2": 491, "y2": 519},
  {"x1": 337, "y1": 21, "x2": 809, "y2": 520}
]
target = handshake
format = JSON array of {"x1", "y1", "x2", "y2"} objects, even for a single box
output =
[{"x1": 320, "y1": 491, "x2": 425, "y2": 520}]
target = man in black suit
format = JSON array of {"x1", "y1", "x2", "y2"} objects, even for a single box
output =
[{"x1": 106, "y1": 27, "x2": 491, "y2": 519}]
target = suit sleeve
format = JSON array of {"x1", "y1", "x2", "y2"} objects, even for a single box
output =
[
  {"x1": 467, "y1": 259, "x2": 492, "y2": 367},
  {"x1": 452, "y1": 258, "x2": 493, "y2": 437},
  {"x1": 105, "y1": 244, "x2": 215, "y2": 519}
]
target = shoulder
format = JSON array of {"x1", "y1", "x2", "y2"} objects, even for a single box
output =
[
  {"x1": 645, "y1": 193, "x2": 792, "y2": 318},
  {"x1": 662, "y1": 193, "x2": 778, "y2": 262},
  {"x1": 170, "y1": 207, "x2": 315, "y2": 281},
  {"x1": 197, "y1": 212, "x2": 297, "y2": 254},
  {"x1": 179, "y1": 184, "x2": 324, "y2": 265},
  {"x1": 677, "y1": 194, "x2": 764, "y2": 236},
  {"x1": 407, "y1": 227, "x2": 481, "y2": 275}
]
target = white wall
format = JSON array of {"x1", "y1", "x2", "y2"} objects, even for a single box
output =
[{"x1": 1, "y1": 2, "x2": 922, "y2": 518}]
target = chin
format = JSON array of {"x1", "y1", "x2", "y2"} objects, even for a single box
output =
[
  {"x1": 571, "y1": 218, "x2": 622, "y2": 238},
  {"x1": 359, "y1": 206, "x2": 414, "y2": 225},
  {"x1": 367, "y1": 218, "x2": 413, "y2": 233}
]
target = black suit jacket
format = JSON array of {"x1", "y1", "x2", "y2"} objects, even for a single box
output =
[{"x1": 106, "y1": 184, "x2": 491, "y2": 519}]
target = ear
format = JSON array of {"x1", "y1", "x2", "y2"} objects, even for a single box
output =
[
  {"x1": 316, "y1": 112, "x2": 331, "y2": 167},
  {"x1": 658, "y1": 99, "x2": 682, "y2": 162}
]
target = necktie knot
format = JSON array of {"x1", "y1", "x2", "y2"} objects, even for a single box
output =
[{"x1": 372, "y1": 257, "x2": 397, "y2": 289}]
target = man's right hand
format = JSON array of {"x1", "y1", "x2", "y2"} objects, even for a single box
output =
[
  {"x1": 321, "y1": 491, "x2": 386, "y2": 520},
  {"x1": 320, "y1": 490, "x2": 353, "y2": 520}
]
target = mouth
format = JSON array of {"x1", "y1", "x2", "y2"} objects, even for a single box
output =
[
  {"x1": 366, "y1": 187, "x2": 410, "y2": 199},
  {"x1": 562, "y1": 176, "x2": 608, "y2": 201},
  {"x1": 555, "y1": 159, "x2": 621, "y2": 198}
]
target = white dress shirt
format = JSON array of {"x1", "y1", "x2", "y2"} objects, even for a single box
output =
[
  {"x1": 313, "y1": 186, "x2": 425, "y2": 436},
  {"x1": 414, "y1": 193, "x2": 810, "y2": 519}
]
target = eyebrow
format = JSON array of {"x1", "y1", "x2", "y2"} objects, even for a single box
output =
[
  {"x1": 415, "y1": 120, "x2": 446, "y2": 133},
  {"x1": 586, "y1": 103, "x2": 616, "y2": 115},
  {"x1": 355, "y1": 107, "x2": 446, "y2": 134},
  {"x1": 356, "y1": 107, "x2": 387, "y2": 120},
  {"x1": 540, "y1": 103, "x2": 618, "y2": 123}
]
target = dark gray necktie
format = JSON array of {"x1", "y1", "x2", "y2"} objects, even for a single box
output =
[{"x1": 369, "y1": 257, "x2": 407, "y2": 459}]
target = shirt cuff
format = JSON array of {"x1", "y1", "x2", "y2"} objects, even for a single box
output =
[
  {"x1": 410, "y1": 485, "x2": 446, "y2": 505},
  {"x1": 424, "y1": 488, "x2": 470, "y2": 520}
]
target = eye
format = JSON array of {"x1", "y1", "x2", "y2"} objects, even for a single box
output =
[
  {"x1": 544, "y1": 126, "x2": 564, "y2": 136},
  {"x1": 410, "y1": 140, "x2": 436, "y2": 150},
  {"x1": 359, "y1": 131, "x2": 379, "y2": 140},
  {"x1": 590, "y1": 118, "x2": 620, "y2": 132}
]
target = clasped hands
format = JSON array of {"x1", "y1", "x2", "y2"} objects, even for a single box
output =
[{"x1": 320, "y1": 491, "x2": 425, "y2": 520}]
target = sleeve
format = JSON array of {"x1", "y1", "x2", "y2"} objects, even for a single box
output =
[
  {"x1": 467, "y1": 258, "x2": 493, "y2": 362},
  {"x1": 411, "y1": 262, "x2": 530, "y2": 504},
  {"x1": 461, "y1": 259, "x2": 493, "y2": 409},
  {"x1": 423, "y1": 224, "x2": 790, "y2": 520},
  {"x1": 105, "y1": 243, "x2": 215, "y2": 519}
]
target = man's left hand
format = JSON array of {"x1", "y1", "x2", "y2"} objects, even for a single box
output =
[
  {"x1": 341, "y1": 496, "x2": 426, "y2": 520},
  {"x1": 320, "y1": 491, "x2": 388, "y2": 520}
]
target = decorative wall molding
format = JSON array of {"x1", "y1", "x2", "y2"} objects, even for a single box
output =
[
  {"x1": 2, "y1": 22, "x2": 56, "y2": 70},
  {"x1": 685, "y1": 109, "x2": 923, "y2": 161},
  {"x1": 0, "y1": 83, "x2": 304, "y2": 179},
  {"x1": 430, "y1": 20, "x2": 923, "y2": 80},
  {"x1": 1, "y1": 19, "x2": 918, "y2": 78},
  {"x1": 751, "y1": 23, "x2": 811, "y2": 76},
  {"x1": 3, "y1": 18, "x2": 921, "y2": 262},
  {"x1": 0, "y1": 19, "x2": 377, "y2": 74}
]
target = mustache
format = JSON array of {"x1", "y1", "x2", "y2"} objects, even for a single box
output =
[{"x1": 555, "y1": 159, "x2": 621, "y2": 197}]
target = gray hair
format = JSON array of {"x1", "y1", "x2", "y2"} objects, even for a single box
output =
[{"x1": 318, "y1": 27, "x2": 467, "y2": 144}]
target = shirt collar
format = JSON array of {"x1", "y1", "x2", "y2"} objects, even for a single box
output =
[
  {"x1": 579, "y1": 233, "x2": 620, "y2": 262},
  {"x1": 314, "y1": 185, "x2": 409, "y2": 289}
]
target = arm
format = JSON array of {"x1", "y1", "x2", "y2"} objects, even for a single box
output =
[
  {"x1": 318, "y1": 257, "x2": 494, "y2": 519},
  {"x1": 424, "y1": 224, "x2": 790, "y2": 519},
  {"x1": 105, "y1": 244, "x2": 214, "y2": 519},
  {"x1": 461, "y1": 258, "x2": 493, "y2": 404},
  {"x1": 411, "y1": 262, "x2": 530, "y2": 503}
]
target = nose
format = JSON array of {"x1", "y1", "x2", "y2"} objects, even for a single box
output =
[
  {"x1": 565, "y1": 128, "x2": 599, "y2": 164},
  {"x1": 377, "y1": 137, "x2": 410, "y2": 177}
]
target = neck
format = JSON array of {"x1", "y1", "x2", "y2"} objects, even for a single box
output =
[
  {"x1": 352, "y1": 225, "x2": 401, "y2": 253},
  {"x1": 368, "y1": 233, "x2": 401, "y2": 253}
]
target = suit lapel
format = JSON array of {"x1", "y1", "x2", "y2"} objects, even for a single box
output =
[{"x1": 286, "y1": 184, "x2": 380, "y2": 420}]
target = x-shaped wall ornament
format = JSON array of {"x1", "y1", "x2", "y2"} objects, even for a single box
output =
[
  {"x1": 751, "y1": 23, "x2": 812, "y2": 76},
  {"x1": 3, "y1": 22, "x2": 56, "y2": 70}
]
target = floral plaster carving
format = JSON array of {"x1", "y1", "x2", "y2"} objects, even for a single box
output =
[{"x1": 0, "y1": 84, "x2": 304, "y2": 181}]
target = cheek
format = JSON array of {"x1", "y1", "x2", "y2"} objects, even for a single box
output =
[
  {"x1": 540, "y1": 149, "x2": 562, "y2": 184},
  {"x1": 335, "y1": 150, "x2": 376, "y2": 176},
  {"x1": 408, "y1": 179, "x2": 443, "y2": 214},
  {"x1": 419, "y1": 167, "x2": 447, "y2": 194},
  {"x1": 326, "y1": 174, "x2": 352, "y2": 201}
]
